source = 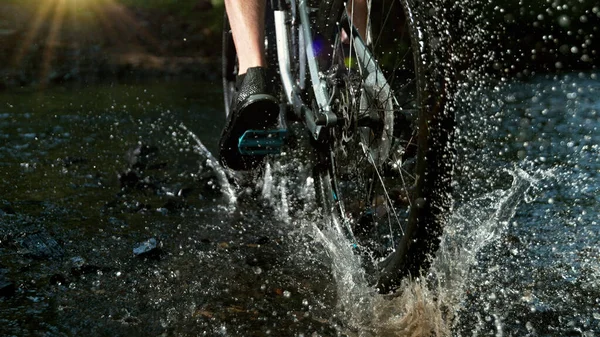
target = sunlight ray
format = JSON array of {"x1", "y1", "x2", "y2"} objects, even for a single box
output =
[
  {"x1": 41, "y1": 0, "x2": 68, "y2": 85},
  {"x1": 11, "y1": 0, "x2": 163, "y2": 84},
  {"x1": 12, "y1": 0, "x2": 54, "y2": 67},
  {"x1": 89, "y1": 0, "x2": 125, "y2": 47},
  {"x1": 105, "y1": 0, "x2": 163, "y2": 52}
]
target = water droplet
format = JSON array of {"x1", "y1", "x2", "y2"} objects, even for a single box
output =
[{"x1": 558, "y1": 15, "x2": 571, "y2": 28}]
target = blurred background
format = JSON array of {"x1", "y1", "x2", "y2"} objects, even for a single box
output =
[
  {"x1": 0, "y1": 0, "x2": 597, "y2": 90},
  {"x1": 0, "y1": 0, "x2": 224, "y2": 89}
]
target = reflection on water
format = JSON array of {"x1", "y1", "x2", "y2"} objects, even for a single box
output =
[
  {"x1": 0, "y1": 72, "x2": 599, "y2": 336},
  {"x1": 453, "y1": 72, "x2": 600, "y2": 336}
]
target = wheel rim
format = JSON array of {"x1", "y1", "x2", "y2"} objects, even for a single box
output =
[{"x1": 318, "y1": 0, "x2": 450, "y2": 290}]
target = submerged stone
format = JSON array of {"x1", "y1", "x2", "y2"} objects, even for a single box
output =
[
  {"x1": 133, "y1": 238, "x2": 162, "y2": 258},
  {"x1": 19, "y1": 232, "x2": 64, "y2": 259},
  {"x1": 118, "y1": 170, "x2": 140, "y2": 189}
]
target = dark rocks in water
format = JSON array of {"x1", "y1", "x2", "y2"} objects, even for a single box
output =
[
  {"x1": 70, "y1": 256, "x2": 86, "y2": 269},
  {"x1": 133, "y1": 238, "x2": 162, "y2": 259},
  {"x1": 19, "y1": 232, "x2": 64, "y2": 259},
  {"x1": 118, "y1": 170, "x2": 140, "y2": 189},
  {"x1": 0, "y1": 277, "x2": 15, "y2": 298},
  {"x1": 125, "y1": 144, "x2": 165, "y2": 171}
]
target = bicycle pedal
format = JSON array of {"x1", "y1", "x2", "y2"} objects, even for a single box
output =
[{"x1": 238, "y1": 129, "x2": 288, "y2": 156}]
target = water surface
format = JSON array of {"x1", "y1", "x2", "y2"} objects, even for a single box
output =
[{"x1": 0, "y1": 73, "x2": 599, "y2": 336}]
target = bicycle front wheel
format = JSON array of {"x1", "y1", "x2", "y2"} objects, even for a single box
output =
[{"x1": 314, "y1": 0, "x2": 456, "y2": 292}]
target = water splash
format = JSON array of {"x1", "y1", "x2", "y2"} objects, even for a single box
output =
[
  {"x1": 178, "y1": 123, "x2": 237, "y2": 207},
  {"x1": 277, "y1": 166, "x2": 544, "y2": 336}
]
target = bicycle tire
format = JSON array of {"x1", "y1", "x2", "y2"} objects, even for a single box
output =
[{"x1": 313, "y1": 0, "x2": 455, "y2": 293}]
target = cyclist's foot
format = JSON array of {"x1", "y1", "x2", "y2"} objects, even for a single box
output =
[{"x1": 219, "y1": 67, "x2": 280, "y2": 171}]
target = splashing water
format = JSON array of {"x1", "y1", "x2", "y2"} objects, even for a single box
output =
[
  {"x1": 180, "y1": 123, "x2": 237, "y2": 207},
  {"x1": 331, "y1": 169, "x2": 541, "y2": 336},
  {"x1": 255, "y1": 145, "x2": 545, "y2": 336}
]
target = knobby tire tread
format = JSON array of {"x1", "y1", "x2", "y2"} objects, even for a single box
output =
[{"x1": 314, "y1": 0, "x2": 455, "y2": 292}]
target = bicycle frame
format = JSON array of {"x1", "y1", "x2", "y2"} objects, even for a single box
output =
[
  {"x1": 272, "y1": 0, "x2": 335, "y2": 141},
  {"x1": 272, "y1": 0, "x2": 391, "y2": 142},
  {"x1": 222, "y1": 0, "x2": 456, "y2": 293}
]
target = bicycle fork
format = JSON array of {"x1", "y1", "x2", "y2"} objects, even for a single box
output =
[{"x1": 272, "y1": 0, "x2": 338, "y2": 141}]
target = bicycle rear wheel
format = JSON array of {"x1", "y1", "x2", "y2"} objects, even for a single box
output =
[{"x1": 313, "y1": 0, "x2": 455, "y2": 292}]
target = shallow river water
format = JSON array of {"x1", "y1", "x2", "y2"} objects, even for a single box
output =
[{"x1": 0, "y1": 72, "x2": 598, "y2": 336}]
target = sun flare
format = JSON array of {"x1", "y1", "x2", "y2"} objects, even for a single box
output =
[{"x1": 11, "y1": 0, "x2": 156, "y2": 86}]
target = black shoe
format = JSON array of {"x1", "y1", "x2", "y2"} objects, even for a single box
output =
[{"x1": 219, "y1": 67, "x2": 280, "y2": 171}]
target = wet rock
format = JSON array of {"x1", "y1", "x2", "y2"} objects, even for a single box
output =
[
  {"x1": 133, "y1": 238, "x2": 162, "y2": 259},
  {"x1": 118, "y1": 170, "x2": 140, "y2": 189},
  {"x1": 19, "y1": 232, "x2": 64, "y2": 259}
]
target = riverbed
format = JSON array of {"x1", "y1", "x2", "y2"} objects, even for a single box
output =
[{"x1": 0, "y1": 72, "x2": 598, "y2": 336}]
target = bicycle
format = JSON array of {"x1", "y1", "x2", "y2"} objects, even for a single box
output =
[{"x1": 222, "y1": 0, "x2": 455, "y2": 293}]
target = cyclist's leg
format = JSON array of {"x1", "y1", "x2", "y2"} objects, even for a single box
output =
[
  {"x1": 224, "y1": 0, "x2": 267, "y2": 74},
  {"x1": 220, "y1": 0, "x2": 280, "y2": 171}
]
